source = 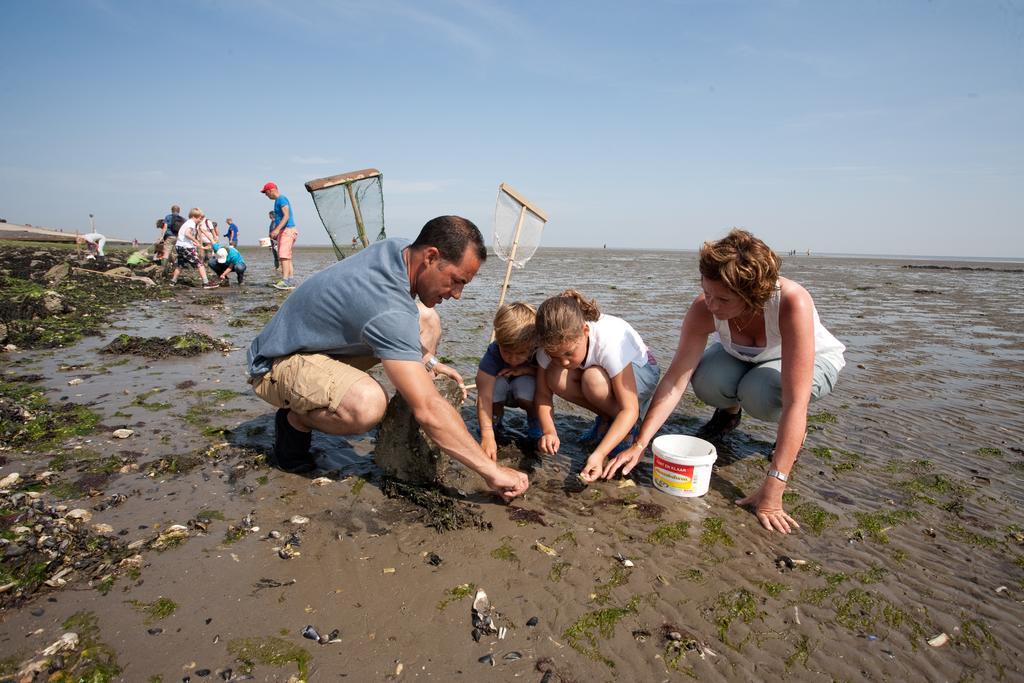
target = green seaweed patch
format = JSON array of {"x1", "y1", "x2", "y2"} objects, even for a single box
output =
[
  {"x1": 101, "y1": 332, "x2": 230, "y2": 358},
  {"x1": 128, "y1": 596, "x2": 177, "y2": 623},
  {"x1": 60, "y1": 611, "x2": 122, "y2": 681},
  {"x1": 806, "y1": 411, "x2": 837, "y2": 424},
  {"x1": 799, "y1": 572, "x2": 848, "y2": 606},
  {"x1": 195, "y1": 509, "x2": 225, "y2": 522},
  {"x1": 227, "y1": 636, "x2": 310, "y2": 681},
  {"x1": 945, "y1": 523, "x2": 1002, "y2": 550},
  {"x1": 709, "y1": 588, "x2": 764, "y2": 649},
  {"x1": 223, "y1": 525, "x2": 247, "y2": 544},
  {"x1": 975, "y1": 447, "x2": 1003, "y2": 457},
  {"x1": 0, "y1": 375, "x2": 100, "y2": 449},
  {"x1": 436, "y1": 583, "x2": 476, "y2": 611},
  {"x1": 683, "y1": 568, "x2": 706, "y2": 583},
  {"x1": 855, "y1": 564, "x2": 887, "y2": 584},
  {"x1": 549, "y1": 561, "x2": 571, "y2": 582},
  {"x1": 699, "y1": 517, "x2": 734, "y2": 549},
  {"x1": 782, "y1": 490, "x2": 801, "y2": 503},
  {"x1": 896, "y1": 473, "x2": 973, "y2": 504},
  {"x1": 563, "y1": 596, "x2": 642, "y2": 667},
  {"x1": 852, "y1": 508, "x2": 918, "y2": 544},
  {"x1": 193, "y1": 388, "x2": 244, "y2": 402},
  {"x1": 885, "y1": 458, "x2": 933, "y2": 474},
  {"x1": 593, "y1": 564, "x2": 630, "y2": 605},
  {"x1": 792, "y1": 502, "x2": 839, "y2": 535},
  {"x1": 350, "y1": 477, "x2": 367, "y2": 496},
  {"x1": 646, "y1": 520, "x2": 690, "y2": 545},
  {"x1": 132, "y1": 388, "x2": 172, "y2": 411},
  {"x1": 785, "y1": 634, "x2": 812, "y2": 670},
  {"x1": 490, "y1": 539, "x2": 520, "y2": 564},
  {"x1": 957, "y1": 617, "x2": 998, "y2": 654},
  {"x1": 49, "y1": 448, "x2": 123, "y2": 475},
  {"x1": 760, "y1": 581, "x2": 787, "y2": 598}
]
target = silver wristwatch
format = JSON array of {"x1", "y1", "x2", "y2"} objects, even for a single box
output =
[
  {"x1": 424, "y1": 355, "x2": 439, "y2": 373},
  {"x1": 767, "y1": 468, "x2": 789, "y2": 483}
]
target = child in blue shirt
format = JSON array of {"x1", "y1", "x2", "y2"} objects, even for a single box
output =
[{"x1": 476, "y1": 302, "x2": 542, "y2": 460}]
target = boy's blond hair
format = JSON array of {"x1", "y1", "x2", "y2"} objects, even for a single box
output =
[
  {"x1": 188, "y1": 207, "x2": 204, "y2": 219},
  {"x1": 493, "y1": 302, "x2": 537, "y2": 349}
]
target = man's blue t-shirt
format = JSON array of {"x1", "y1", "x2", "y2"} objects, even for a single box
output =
[
  {"x1": 247, "y1": 238, "x2": 421, "y2": 377},
  {"x1": 274, "y1": 196, "x2": 296, "y2": 228},
  {"x1": 225, "y1": 222, "x2": 239, "y2": 242}
]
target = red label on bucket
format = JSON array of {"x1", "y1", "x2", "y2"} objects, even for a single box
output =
[{"x1": 654, "y1": 455, "x2": 694, "y2": 479}]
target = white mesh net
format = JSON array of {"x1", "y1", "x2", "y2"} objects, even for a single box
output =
[
  {"x1": 493, "y1": 187, "x2": 546, "y2": 268},
  {"x1": 308, "y1": 175, "x2": 385, "y2": 260}
]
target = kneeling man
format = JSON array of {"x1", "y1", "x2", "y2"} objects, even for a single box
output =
[{"x1": 247, "y1": 216, "x2": 528, "y2": 501}]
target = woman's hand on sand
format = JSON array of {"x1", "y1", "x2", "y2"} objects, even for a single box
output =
[
  {"x1": 601, "y1": 443, "x2": 645, "y2": 480},
  {"x1": 538, "y1": 432, "x2": 560, "y2": 455},
  {"x1": 579, "y1": 453, "x2": 607, "y2": 482},
  {"x1": 480, "y1": 433, "x2": 498, "y2": 461},
  {"x1": 735, "y1": 478, "x2": 800, "y2": 534}
]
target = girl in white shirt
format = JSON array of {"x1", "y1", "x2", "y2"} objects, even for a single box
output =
[{"x1": 533, "y1": 289, "x2": 660, "y2": 482}]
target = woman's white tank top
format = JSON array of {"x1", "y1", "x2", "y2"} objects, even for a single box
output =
[{"x1": 712, "y1": 285, "x2": 846, "y2": 372}]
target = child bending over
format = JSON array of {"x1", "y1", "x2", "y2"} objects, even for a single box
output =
[
  {"x1": 476, "y1": 302, "x2": 542, "y2": 460},
  {"x1": 534, "y1": 289, "x2": 660, "y2": 481}
]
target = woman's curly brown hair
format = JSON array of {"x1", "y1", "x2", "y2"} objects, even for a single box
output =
[{"x1": 698, "y1": 229, "x2": 781, "y2": 309}]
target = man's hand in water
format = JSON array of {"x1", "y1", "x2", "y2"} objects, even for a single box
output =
[{"x1": 486, "y1": 465, "x2": 529, "y2": 501}]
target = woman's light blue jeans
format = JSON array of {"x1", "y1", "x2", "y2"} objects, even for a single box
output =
[{"x1": 690, "y1": 343, "x2": 839, "y2": 422}]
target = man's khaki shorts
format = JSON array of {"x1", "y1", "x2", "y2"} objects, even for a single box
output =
[{"x1": 251, "y1": 353, "x2": 378, "y2": 415}]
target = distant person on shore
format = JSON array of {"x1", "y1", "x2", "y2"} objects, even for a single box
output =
[
  {"x1": 267, "y1": 210, "x2": 281, "y2": 274},
  {"x1": 163, "y1": 205, "x2": 186, "y2": 274},
  {"x1": 170, "y1": 208, "x2": 216, "y2": 288},
  {"x1": 599, "y1": 229, "x2": 846, "y2": 534},
  {"x1": 476, "y1": 302, "x2": 543, "y2": 460},
  {"x1": 533, "y1": 290, "x2": 661, "y2": 480},
  {"x1": 224, "y1": 218, "x2": 239, "y2": 247},
  {"x1": 155, "y1": 219, "x2": 168, "y2": 263},
  {"x1": 246, "y1": 215, "x2": 528, "y2": 500},
  {"x1": 77, "y1": 232, "x2": 106, "y2": 258},
  {"x1": 261, "y1": 181, "x2": 298, "y2": 290},
  {"x1": 208, "y1": 242, "x2": 247, "y2": 285}
]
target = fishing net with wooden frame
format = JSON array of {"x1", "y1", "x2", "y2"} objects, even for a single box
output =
[{"x1": 304, "y1": 168, "x2": 386, "y2": 260}]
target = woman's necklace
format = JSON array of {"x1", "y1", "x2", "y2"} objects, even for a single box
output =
[{"x1": 732, "y1": 309, "x2": 758, "y2": 334}]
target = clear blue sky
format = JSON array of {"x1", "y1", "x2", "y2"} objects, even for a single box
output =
[{"x1": 2, "y1": 1, "x2": 1022, "y2": 257}]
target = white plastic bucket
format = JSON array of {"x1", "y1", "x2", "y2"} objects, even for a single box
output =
[
  {"x1": 258, "y1": 237, "x2": 272, "y2": 248},
  {"x1": 652, "y1": 435, "x2": 717, "y2": 498}
]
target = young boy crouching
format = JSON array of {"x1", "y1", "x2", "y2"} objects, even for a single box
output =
[{"x1": 476, "y1": 302, "x2": 542, "y2": 460}]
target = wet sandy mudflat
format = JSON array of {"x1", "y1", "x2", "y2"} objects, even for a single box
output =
[{"x1": 1, "y1": 245, "x2": 1023, "y2": 682}]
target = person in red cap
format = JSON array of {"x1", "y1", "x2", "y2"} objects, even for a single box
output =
[{"x1": 261, "y1": 181, "x2": 298, "y2": 289}]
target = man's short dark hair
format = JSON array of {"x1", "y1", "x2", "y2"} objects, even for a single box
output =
[{"x1": 411, "y1": 216, "x2": 487, "y2": 264}]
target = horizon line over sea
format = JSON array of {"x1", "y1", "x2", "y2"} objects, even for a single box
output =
[{"x1": 278, "y1": 243, "x2": 1024, "y2": 265}]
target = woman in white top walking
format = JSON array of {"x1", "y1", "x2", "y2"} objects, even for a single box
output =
[{"x1": 600, "y1": 229, "x2": 845, "y2": 534}]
